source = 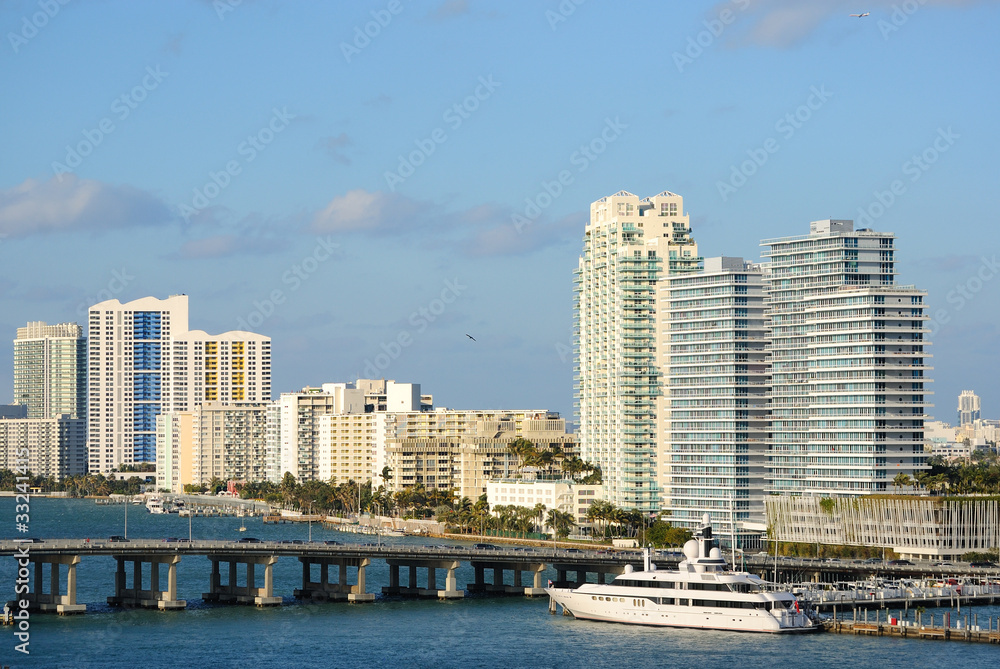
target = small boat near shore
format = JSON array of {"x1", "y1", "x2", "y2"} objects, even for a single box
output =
[
  {"x1": 146, "y1": 497, "x2": 167, "y2": 514},
  {"x1": 546, "y1": 514, "x2": 818, "y2": 634}
]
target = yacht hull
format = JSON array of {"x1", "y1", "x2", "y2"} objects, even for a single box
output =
[{"x1": 547, "y1": 587, "x2": 817, "y2": 634}]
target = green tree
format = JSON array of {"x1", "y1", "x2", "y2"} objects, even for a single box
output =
[{"x1": 546, "y1": 509, "x2": 576, "y2": 539}]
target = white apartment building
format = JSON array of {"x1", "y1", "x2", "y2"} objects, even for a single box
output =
[
  {"x1": 575, "y1": 190, "x2": 701, "y2": 513},
  {"x1": 193, "y1": 403, "x2": 269, "y2": 485},
  {"x1": 957, "y1": 390, "x2": 981, "y2": 427},
  {"x1": 155, "y1": 412, "x2": 193, "y2": 493},
  {"x1": 487, "y1": 479, "x2": 602, "y2": 528},
  {"x1": 265, "y1": 402, "x2": 282, "y2": 483},
  {"x1": 275, "y1": 380, "x2": 423, "y2": 483},
  {"x1": 317, "y1": 411, "x2": 384, "y2": 484},
  {"x1": 13, "y1": 321, "x2": 86, "y2": 420},
  {"x1": 156, "y1": 403, "x2": 268, "y2": 492},
  {"x1": 0, "y1": 415, "x2": 86, "y2": 480},
  {"x1": 923, "y1": 419, "x2": 967, "y2": 461},
  {"x1": 761, "y1": 220, "x2": 930, "y2": 495},
  {"x1": 384, "y1": 410, "x2": 577, "y2": 499},
  {"x1": 970, "y1": 419, "x2": 1000, "y2": 448},
  {"x1": 660, "y1": 257, "x2": 768, "y2": 539},
  {"x1": 88, "y1": 295, "x2": 270, "y2": 473}
]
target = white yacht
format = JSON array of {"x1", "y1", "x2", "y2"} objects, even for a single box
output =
[
  {"x1": 146, "y1": 497, "x2": 167, "y2": 514},
  {"x1": 546, "y1": 515, "x2": 817, "y2": 634}
]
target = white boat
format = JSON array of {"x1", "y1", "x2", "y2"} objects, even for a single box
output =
[
  {"x1": 546, "y1": 515, "x2": 818, "y2": 634},
  {"x1": 146, "y1": 497, "x2": 167, "y2": 514}
]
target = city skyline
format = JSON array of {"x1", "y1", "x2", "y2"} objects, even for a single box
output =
[{"x1": 1, "y1": 1, "x2": 999, "y2": 422}]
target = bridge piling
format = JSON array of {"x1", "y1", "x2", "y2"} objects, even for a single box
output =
[
  {"x1": 467, "y1": 560, "x2": 546, "y2": 596},
  {"x1": 107, "y1": 555, "x2": 185, "y2": 610},
  {"x1": 295, "y1": 556, "x2": 375, "y2": 603},
  {"x1": 383, "y1": 559, "x2": 463, "y2": 599},
  {"x1": 9, "y1": 554, "x2": 86, "y2": 615},
  {"x1": 203, "y1": 555, "x2": 281, "y2": 607},
  {"x1": 408, "y1": 565, "x2": 419, "y2": 596}
]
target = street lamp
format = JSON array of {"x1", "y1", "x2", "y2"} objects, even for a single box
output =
[{"x1": 307, "y1": 500, "x2": 314, "y2": 543}]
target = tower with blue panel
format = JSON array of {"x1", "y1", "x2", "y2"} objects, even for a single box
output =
[{"x1": 133, "y1": 311, "x2": 163, "y2": 463}]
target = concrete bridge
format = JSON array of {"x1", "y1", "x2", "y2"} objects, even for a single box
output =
[
  {"x1": 4, "y1": 539, "x2": 998, "y2": 615},
  {"x1": 0, "y1": 539, "x2": 650, "y2": 614}
]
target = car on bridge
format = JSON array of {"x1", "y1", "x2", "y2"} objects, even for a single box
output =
[
  {"x1": 472, "y1": 543, "x2": 500, "y2": 550},
  {"x1": 887, "y1": 559, "x2": 914, "y2": 566},
  {"x1": 237, "y1": 537, "x2": 261, "y2": 543},
  {"x1": 108, "y1": 536, "x2": 128, "y2": 543}
]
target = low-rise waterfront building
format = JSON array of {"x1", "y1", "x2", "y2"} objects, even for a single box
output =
[
  {"x1": 486, "y1": 479, "x2": 603, "y2": 528},
  {"x1": 766, "y1": 494, "x2": 1000, "y2": 560}
]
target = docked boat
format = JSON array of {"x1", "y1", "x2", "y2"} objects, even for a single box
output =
[
  {"x1": 546, "y1": 515, "x2": 817, "y2": 633},
  {"x1": 146, "y1": 497, "x2": 167, "y2": 514}
]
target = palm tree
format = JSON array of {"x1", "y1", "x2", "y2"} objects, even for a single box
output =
[
  {"x1": 532, "y1": 503, "x2": 547, "y2": 534},
  {"x1": 546, "y1": 509, "x2": 576, "y2": 539},
  {"x1": 561, "y1": 456, "x2": 587, "y2": 480},
  {"x1": 587, "y1": 499, "x2": 615, "y2": 538},
  {"x1": 472, "y1": 494, "x2": 490, "y2": 536},
  {"x1": 507, "y1": 437, "x2": 536, "y2": 474},
  {"x1": 893, "y1": 473, "x2": 912, "y2": 492}
]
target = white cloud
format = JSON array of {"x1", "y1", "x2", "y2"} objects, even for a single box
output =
[
  {"x1": 0, "y1": 175, "x2": 172, "y2": 238},
  {"x1": 311, "y1": 189, "x2": 581, "y2": 257},
  {"x1": 311, "y1": 189, "x2": 428, "y2": 234}
]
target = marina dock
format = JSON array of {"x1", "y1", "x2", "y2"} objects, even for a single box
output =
[{"x1": 827, "y1": 614, "x2": 1000, "y2": 644}]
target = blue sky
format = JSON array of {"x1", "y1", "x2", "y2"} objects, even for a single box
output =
[{"x1": 1, "y1": 0, "x2": 998, "y2": 421}]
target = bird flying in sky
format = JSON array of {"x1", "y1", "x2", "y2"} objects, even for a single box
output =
[{"x1": 466, "y1": 334, "x2": 476, "y2": 341}]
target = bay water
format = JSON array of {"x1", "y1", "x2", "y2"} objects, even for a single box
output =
[{"x1": 1, "y1": 498, "x2": 997, "y2": 668}]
